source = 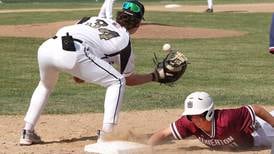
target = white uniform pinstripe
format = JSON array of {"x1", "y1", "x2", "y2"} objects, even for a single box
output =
[{"x1": 24, "y1": 17, "x2": 134, "y2": 128}]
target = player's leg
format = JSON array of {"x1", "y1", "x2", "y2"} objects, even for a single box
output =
[
  {"x1": 23, "y1": 71, "x2": 59, "y2": 131},
  {"x1": 69, "y1": 51, "x2": 126, "y2": 141},
  {"x1": 271, "y1": 142, "x2": 274, "y2": 154},
  {"x1": 270, "y1": 111, "x2": 274, "y2": 154},
  {"x1": 206, "y1": 0, "x2": 213, "y2": 13},
  {"x1": 208, "y1": 0, "x2": 213, "y2": 9},
  {"x1": 253, "y1": 112, "x2": 274, "y2": 148},
  {"x1": 21, "y1": 39, "x2": 60, "y2": 145},
  {"x1": 269, "y1": 13, "x2": 274, "y2": 54}
]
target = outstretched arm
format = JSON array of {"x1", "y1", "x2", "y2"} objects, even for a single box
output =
[
  {"x1": 147, "y1": 127, "x2": 173, "y2": 146},
  {"x1": 125, "y1": 73, "x2": 154, "y2": 86},
  {"x1": 72, "y1": 76, "x2": 85, "y2": 84},
  {"x1": 98, "y1": 0, "x2": 115, "y2": 19},
  {"x1": 252, "y1": 104, "x2": 274, "y2": 127}
]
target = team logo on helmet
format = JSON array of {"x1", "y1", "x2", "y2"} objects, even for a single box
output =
[{"x1": 187, "y1": 101, "x2": 193, "y2": 108}]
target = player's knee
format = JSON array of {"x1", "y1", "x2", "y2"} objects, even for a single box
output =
[
  {"x1": 104, "y1": 75, "x2": 126, "y2": 88},
  {"x1": 112, "y1": 76, "x2": 126, "y2": 88},
  {"x1": 38, "y1": 80, "x2": 55, "y2": 92},
  {"x1": 118, "y1": 76, "x2": 126, "y2": 87}
]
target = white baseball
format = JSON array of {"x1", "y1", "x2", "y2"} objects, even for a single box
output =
[{"x1": 162, "y1": 43, "x2": 171, "y2": 51}]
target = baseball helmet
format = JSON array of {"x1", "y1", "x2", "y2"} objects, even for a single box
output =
[
  {"x1": 182, "y1": 91, "x2": 214, "y2": 121},
  {"x1": 122, "y1": 0, "x2": 145, "y2": 20}
]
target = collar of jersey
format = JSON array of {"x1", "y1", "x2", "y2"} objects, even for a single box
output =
[
  {"x1": 200, "y1": 117, "x2": 215, "y2": 138},
  {"x1": 210, "y1": 117, "x2": 216, "y2": 138}
]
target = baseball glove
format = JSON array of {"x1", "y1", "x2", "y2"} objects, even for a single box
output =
[{"x1": 152, "y1": 49, "x2": 188, "y2": 84}]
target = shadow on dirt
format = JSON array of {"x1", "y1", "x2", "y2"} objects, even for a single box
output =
[{"x1": 41, "y1": 135, "x2": 98, "y2": 145}]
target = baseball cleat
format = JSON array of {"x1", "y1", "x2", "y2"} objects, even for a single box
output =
[
  {"x1": 206, "y1": 8, "x2": 213, "y2": 13},
  {"x1": 96, "y1": 129, "x2": 106, "y2": 143},
  {"x1": 20, "y1": 129, "x2": 42, "y2": 145}
]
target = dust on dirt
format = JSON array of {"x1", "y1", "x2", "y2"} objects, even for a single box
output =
[{"x1": 0, "y1": 107, "x2": 273, "y2": 154}]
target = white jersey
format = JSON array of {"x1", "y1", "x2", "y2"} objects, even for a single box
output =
[{"x1": 56, "y1": 17, "x2": 134, "y2": 76}]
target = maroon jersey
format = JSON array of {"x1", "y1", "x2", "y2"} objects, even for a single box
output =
[{"x1": 170, "y1": 105, "x2": 257, "y2": 148}]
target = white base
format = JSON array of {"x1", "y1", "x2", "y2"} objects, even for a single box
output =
[
  {"x1": 164, "y1": 4, "x2": 181, "y2": 9},
  {"x1": 84, "y1": 141, "x2": 152, "y2": 154}
]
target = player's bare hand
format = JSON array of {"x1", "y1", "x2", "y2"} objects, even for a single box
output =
[{"x1": 73, "y1": 76, "x2": 85, "y2": 84}]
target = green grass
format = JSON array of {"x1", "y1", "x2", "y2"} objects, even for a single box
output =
[
  {"x1": 0, "y1": 0, "x2": 273, "y2": 10},
  {"x1": 0, "y1": 2, "x2": 97, "y2": 9},
  {"x1": 0, "y1": 11, "x2": 99, "y2": 25},
  {"x1": 0, "y1": 1, "x2": 274, "y2": 115}
]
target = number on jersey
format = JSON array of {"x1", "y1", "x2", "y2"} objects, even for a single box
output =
[{"x1": 85, "y1": 19, "x2": 120, "y2": 40}]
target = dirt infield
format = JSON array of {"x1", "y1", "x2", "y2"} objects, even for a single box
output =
[
  {"x1": 1, "y1": 107, "x2": 273, "y2": 154},
  {"x1": 3, "y1": 3, "x2": 274, "y2": 39},
  {"x1": 2, "y1": 3, "x2": 273, "y2": 39},
  {"x1": 148, "y1": 3, "x2": 274, "y2": 13},
  {"x1": 0, "y1": 3, "x2": 273, "y2": 13},
  {"x1": 0, "y1": 21, "x2": 246, "y2": 39},
  {"x1": 0, "y1": 3, "x2": 273, "y2": 154}
]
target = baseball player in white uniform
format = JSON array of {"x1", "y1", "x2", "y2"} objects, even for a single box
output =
[
  {"x1": 206, "y1": 0, "x2": 213, "y2": 13},
  {"x1": 98, "y1": 0, "x2": 116, "y2": 19},
  {"x1": 269, "y1": 13, "x2": 274, "y2": 54},
  {"x1": 20, "y1": 0, "x2": 153, "y2": 145}
]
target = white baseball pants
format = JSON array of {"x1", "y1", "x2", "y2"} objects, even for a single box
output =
[
  {"x1": 252, "y1": 110, "x2": 274, "y2": 149},
  {"x1": 207, "y1": 0, "x2": 213, "y2": 9},
  {"x1": 24, "y1": 37, "x2": 126, "y2": 128}
]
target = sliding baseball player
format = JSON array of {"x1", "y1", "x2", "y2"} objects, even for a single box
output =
[{"x1": 148, "y1": 92, "x2": 274, "y2": 151}]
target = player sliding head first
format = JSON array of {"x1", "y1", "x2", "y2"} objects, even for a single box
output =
[
  {"x1": 19, "y1": 0, "x2": 159, "y2": 145},
  {"x1": 148, "y1": 91, "x2": 274, "y2": 151}
]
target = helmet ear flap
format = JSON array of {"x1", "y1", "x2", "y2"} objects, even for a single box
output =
[
  {"x1": 205, "y1": 109, "x2": 214, "y2": 121},
  {"x1": 186, "y1": 115, "x2": 192, "y2": 121}
]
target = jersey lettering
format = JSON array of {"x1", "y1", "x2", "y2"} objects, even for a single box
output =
[
  {"x1": 85, "y1": 19, "x2": 120, "y2": 40},
  {"x1": 99, "y1": 28, "x2": 120, "y2": 40},
  {"x1": 85, "y1": 19, "x2": 108, "y2": 29},
  {"x1": 198, "y1": 136, "x2": 236, "y2": 147}
]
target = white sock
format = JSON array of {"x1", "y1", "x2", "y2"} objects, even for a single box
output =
[
  {"x1": 24, "y1": 122, "x2": 34, "y2": 131},
  {"x1": 102, "y1": 123, "x2": 114, "y2": 133}
]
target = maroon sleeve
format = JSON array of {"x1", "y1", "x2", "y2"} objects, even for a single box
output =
[
  {"x1": 170, "y1": 116, "x2": 196, "y2": 140},
  {"x1": 219, "y1": 105, "x2": 256, "y2": 134}
]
